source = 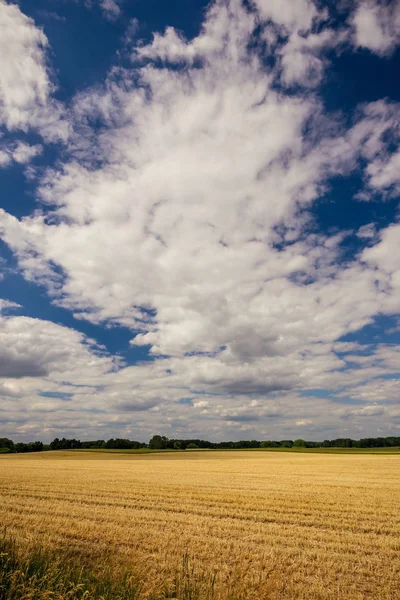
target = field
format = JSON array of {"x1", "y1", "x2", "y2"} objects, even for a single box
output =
[
  {"x1": 0, "y1": 451, "x2": 399, "y2": 600},
  {"x1": 77, "y1": 446, "x2": 400, "y2": 454}
]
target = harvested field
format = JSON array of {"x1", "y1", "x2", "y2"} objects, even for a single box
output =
[{"x1": 0, "y1": 451, "x2": 399, "y2": 599}]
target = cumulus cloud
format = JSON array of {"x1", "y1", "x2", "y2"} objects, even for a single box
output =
[
  {"x1": 337, "y1": 376, "x2": 400, "y2": 404},
  {"x1": 362, "y1": 225, "x2": 400, "y2": 315},
  {"x1": 0, "y1": 0, "x2": 68, "y2": 145},
  {"x1": 0, "y1": 140, "x2": 42, "y2": 168},
  {"x1": 352, "y1": 0, "x2": 400, "y2": 56},
  {"x1": 340, "y1": 404, "x2": 385, "y2": 419},
  {"x1": 253, "y1": 0, "x2": 319, "y2": 32},
  {"x1": 357, "y1": 223, "x2": 376, "y2": 240},
  {"x1": 366, "y1": 149, "x2": 400, "y2": 196},
  {"x1": 136, "y1": 0, "x2": 336, "y2": 89},
  {"x1": 0, "y1": 0, "x2": 50, "y2": 130},
  {"x1": 0, "y1": 0, "x2": 399, "y2": 440},
  {"x1": 0, "y1": 148, "x2": 10, "y2": 168},
  {"x1": 1, "y1": 3, "x2": 399, "y2": 362},
  {"x1": 11, "y1": 142, "x2": 43, "y2": 164},
  {"x1": 0, "y1": 312, "x2": 114, "y2": 379}
]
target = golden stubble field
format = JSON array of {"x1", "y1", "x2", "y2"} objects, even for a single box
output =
[{"x1": 0, "y1": 451, "x2": 399, "y2": 600}]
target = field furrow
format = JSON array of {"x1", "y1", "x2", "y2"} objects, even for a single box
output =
[{"x1": 1, "y1": 451, "x2": 399, "y2": 600}]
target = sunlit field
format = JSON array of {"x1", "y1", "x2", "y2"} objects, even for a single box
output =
[{"x1": 1, "y1": 451, "x2": 399, "y2": 599}]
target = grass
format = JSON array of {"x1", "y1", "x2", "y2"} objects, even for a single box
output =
[
  {"x1": 0, "y1": 533, "x2": 139, "y2": 600},
  {"x1": 1, "y1": 450, "x2": 399, "y2": 599},
  {"x1": 0, "y1": 532, "x2": 220, "y2": 600}
]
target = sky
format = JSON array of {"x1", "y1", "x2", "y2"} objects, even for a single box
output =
[{"x1": 0, "y1": 0, "x2": 400, "y2": 443}]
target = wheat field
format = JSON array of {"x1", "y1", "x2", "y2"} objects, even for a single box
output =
[{"x1": 0, "y1": 451, "x2": 399, "y2": 599}]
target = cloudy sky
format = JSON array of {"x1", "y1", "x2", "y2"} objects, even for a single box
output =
[{"x1": 0, "y1": 0, "x2": 400, "y2": 443}]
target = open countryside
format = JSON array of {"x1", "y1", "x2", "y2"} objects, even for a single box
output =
[
  {"x1": 1, "y1": 450, "x2": 399, "y2": 600},
  {"x1": 1, "y1": 0, "x2": 400, "y2": 598}
]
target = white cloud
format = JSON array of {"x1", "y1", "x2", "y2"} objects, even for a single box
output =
[
  {"x1": 352, "y1": 0, "x2": 400, "y2": 56},
  {"x1": 77, "y1": 0, "x2": 122, "y2": 21},
  {"x1": 136, "y1": 0, "x2": 335, "y2": 90},
  {"x1": 0, "y1": 1, "x2": 68, "y2": 142},
  {"x1": 99, "y1": 0, "x2": 121, "y2": 21},
  {"x1": 0, "y1": 0, "x2": 399, "y2": 441},
  {"x1": 0, "y1": 0, "x2": 50, "y2": 130},
  {"x1": 0, "y1": 312, "x2": 114, "y2": 379},
  {"x1": 0, "y1": 140, "x2": 42, "y2": 168},
  {"x1": 0, "y1": 299, "x2": 21, "y2": 312},
  {"x1": 0, "y1": 328, "x2": 398, "y2": 441},
  {"x1": 366, "y1": 149, "x2": 400, "y2": 195},
  {"x1": 340, "y1": 100, "x2": 400, "y2": 200},
  {"x1": 357, "y1": 223, "x2": 376, "y2": 240},
  {"x1": 340, "y1": 404, "x2": 385, "y2": 419},
  {"x1": 12, "y1": 141, "x2": 42, "y2": 164},
  {"x1": 0, "y1": 148, "x2": 11, "y2": 167},
  {"x1": 253, "y1": 0, "x2": 320, "y2": 32},
  {"x1": 362, "y1": 224, "x2": 400, "y2": 315},
  {"x1": 295, "y1": 419, "x2": 313, "y2": 426},
  {"x1": 337, "y1": 377, "x2": 400, "y2": 404},
  {"x1": 135, "y1": 0, "x2": 255, "y2": 64},
  {"x1": 1, "y1": 1, "x2": 399, "y2": 366},
  {"x1": 279, "y1": 29, "x2": 345, "y2": 87}
]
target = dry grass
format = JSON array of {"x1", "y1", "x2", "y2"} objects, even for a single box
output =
[{"x1": 0, "y1": 451, "x2": 399, "y2": 599}]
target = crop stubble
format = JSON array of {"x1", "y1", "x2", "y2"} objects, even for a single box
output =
[{"x1": 0, "y1": 451, "x2": 399, "y2": 599}]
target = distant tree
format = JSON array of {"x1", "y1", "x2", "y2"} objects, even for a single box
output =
[
  {"x1": 15, "y1": 442, "x2": 28, "y2": 453},
  {"x1": 113, "y1": 438, "x2": 132, "y2": 449},
  {"x1": 14, "y1": 441, "x2": 43, "y2": 453},
  {"x1": 0, "y1": 438, "x2": 14, "y2": 452},
  {"x1": 49, "y1": 438, "x2": 81, "y2": 450},
  {"x1": 29, "y1": 441, "x2": 43, "y2": 452},
  {"x1": 293, "y1": 439, "x2": 306, "y2": 448},
  {"x1": 331, "y1": 438, "x2": 353, "y2": 448},
  {"x1": 105, "y1": 438, "x2": 116, "y2": 449},
  {"x1": 41, "y1": 434, "x2": 400, "y2": 454},
  {"x1": 217, "y1": 441, "x2": 235, "y2": 449},
  {"x1": 130, "y1": 440, "x2": 147, "y2": 449},
  {"x1": 250, "y1": 440, "x2": 261, "y2": 448},
  {"x1": 233, "y1": 440, "x2": 261, "y2": 449},
  {"x1": 149, "y1": 435, "x2": 169, "y2": 449},
  {"x1": 81, "y1": 440, "x2": 106, "y2": 449},
  {"x1": 186, "y1": 443, "x2": 198, "y2": 449}
]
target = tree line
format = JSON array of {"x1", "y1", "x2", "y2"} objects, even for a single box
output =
[
  {"x1": 1, "y1": 435, "x2": 400, "y2": 453},
  {"x1": 147, "y1": 435, "x2": 400, "y2": 449},
  {"x1": 0, "y1": 439, "x2": 44, "y2": 453}
]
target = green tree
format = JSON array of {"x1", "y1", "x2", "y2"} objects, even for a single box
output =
[
  {"x1": 280, "y1": 440, "x2": 293, "y2": 448},
  {"x1": 173, "y1": 441, "x2": 182, "y2": 449},
  {"x1": 260, "y1": 441, "x2": 277, "y2": 448},
  {"x1": 0, "y1": 438, "x2": 14, "y2": 452},
  {"x1": 293, "y1": 439, "x2": 306, "y2": 447},
  {"x1": 186, "y1": 443, "x2": 198, "y2": 449},
  {"x1": 149, "y1": 435, "x2": 168, "y2": 449}
]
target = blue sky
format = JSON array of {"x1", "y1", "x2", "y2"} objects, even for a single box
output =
[{"x1": 0, "y1": 0, "x2": 400, "y2": 442}]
